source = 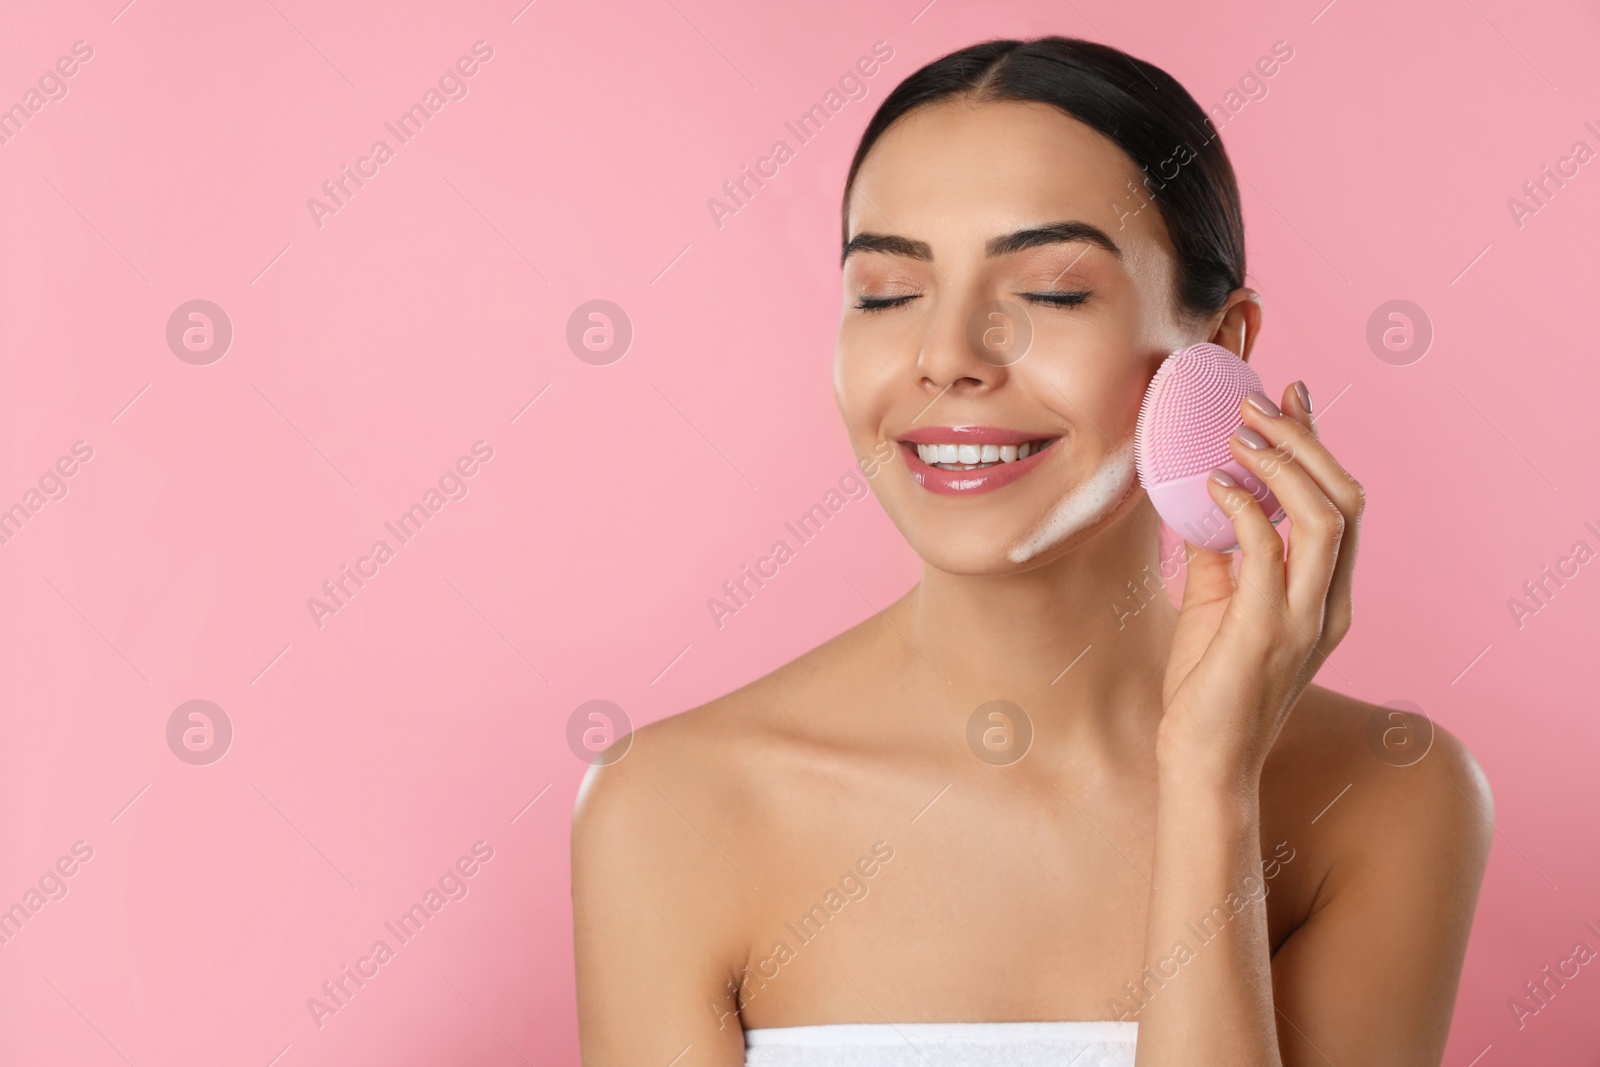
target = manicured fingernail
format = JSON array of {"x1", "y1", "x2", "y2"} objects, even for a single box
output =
[
  {"x1": 1209, "y1": 469, "x2": 1237, "y2": 487},
  {"x1": 1245, "y1": 390, "x2": 1282, "y2": 417},
  {"x1": 1291, "y1": 380, "x2": 1312, "y2": 413},
  {"x1": 1234, "y1": 426, "x2": 1271, "y2": 450}
]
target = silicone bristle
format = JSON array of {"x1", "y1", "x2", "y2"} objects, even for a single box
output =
[{"x1": 1134, "y1": 342, "x2": 1263, "y2": 486}]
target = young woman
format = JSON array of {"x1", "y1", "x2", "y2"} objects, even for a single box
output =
[{"x1": 573, "y1": 36, "x2": 1492, "y2": 1067}]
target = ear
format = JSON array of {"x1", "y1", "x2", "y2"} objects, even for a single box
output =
[{"x1": 1206, "y1": 288, "x2": 1263, "y2": 362}]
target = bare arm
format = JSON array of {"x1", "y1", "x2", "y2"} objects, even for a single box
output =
[
  {"x1": 1133, "y1": 771, "x2": 1282, "y2": 1063},
  {"x1": 1268, "y1": 730, "x2": 1493, "y2": 1065},
  {"x1": 572, "y1": 747, "x2": 750, "y2": 1067}
]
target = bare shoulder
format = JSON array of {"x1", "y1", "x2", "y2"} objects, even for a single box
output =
[
  {"x1": 570, "y1": 675, "x2": 781, "y2": 886},
  {"x1": 1268, "y1": 684, "x2": 1492, "y2": 822},
  {"x1": 1263, "y1": 683, "x2": 1494, "y2": 912},
  {"x1": 575, "y1": 614, "x2": 881, "y2": 822},
  {"x1": 571, "y1": 611, "x2": 889, "y2": 905}
]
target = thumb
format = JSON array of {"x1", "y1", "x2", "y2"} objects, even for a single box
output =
[{"x1": 1182, "y1": 541, "x2": 1236, "y2": 610}]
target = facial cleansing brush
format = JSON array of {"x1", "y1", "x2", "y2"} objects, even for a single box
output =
[{"x1": 1134, "y1": 341, "x2": 1286, "y2": 553}]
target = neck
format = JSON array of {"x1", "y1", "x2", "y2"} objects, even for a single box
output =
[{"x1": 891, "y1": 501, "x2": 1182, "y2": 756}]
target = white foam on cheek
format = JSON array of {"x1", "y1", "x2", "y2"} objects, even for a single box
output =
[{"x1": 1007, "y1": 441, "x2": 1138, "y2": 564}]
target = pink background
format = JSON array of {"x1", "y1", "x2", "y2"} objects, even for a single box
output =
[{"x1": 2, "y1": 0, "x2": 1598, "y2": 1063}]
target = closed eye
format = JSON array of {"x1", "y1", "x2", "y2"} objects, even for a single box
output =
[
  {"x1": 853, "y1": 290, "x2": 1090, "y2": 313},
  {"x1": 854, "y1": 294, "x2": 919, "y2": 313},
  {"x1": 1022, "y1": 290, "x2": 1091, "y2": 307}
]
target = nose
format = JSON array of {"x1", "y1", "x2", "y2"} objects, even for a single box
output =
[{"x1": 915, "y1": 296, "x2": 1027, "y2": 395}]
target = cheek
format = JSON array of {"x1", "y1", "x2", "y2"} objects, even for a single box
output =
[
  {"x1": 833, "y1": 339, "x2": 902, "y2": 440},
  {"x1": 1017, "y1": 345, "x2": 1147, "y2": 440},
  {"x1": 1019, "y1": 286, "x2": 1153, "y2": 409}
]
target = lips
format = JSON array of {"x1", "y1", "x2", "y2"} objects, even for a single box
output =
[{"x1": 897, "y1": 426, "x2": 1061, "y2": 496}]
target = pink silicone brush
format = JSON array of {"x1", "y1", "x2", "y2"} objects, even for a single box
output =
[{"x1": 1134, "y1": 341, "x2": 1287, "y2": 553}]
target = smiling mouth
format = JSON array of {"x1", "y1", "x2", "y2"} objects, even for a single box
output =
[{"x1": 909, "y1": 437, "x2": 1060, "y2": 471}]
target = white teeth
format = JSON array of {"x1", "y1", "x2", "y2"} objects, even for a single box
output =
[{"x1": 911, "y1": 439, "x2": 1052, "y2": 469}]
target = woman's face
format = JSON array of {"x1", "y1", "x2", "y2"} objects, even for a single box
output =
[{"x1": 836, "y1": 98, "x2": 1205, "y2": 574}]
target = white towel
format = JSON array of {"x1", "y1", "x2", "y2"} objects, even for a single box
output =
[{"x1": 745, "y1": 1021, "x2": 1137, "y2": 1067}]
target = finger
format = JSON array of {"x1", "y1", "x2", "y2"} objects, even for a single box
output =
[
  {"x1": 1281, "y1": 381, "x2": 1361, "y2": 641},
  {"x1": 1233, "y1": 400, "x2": 1342, "y2": 637},
  {"x1": 1285, "y1": 381, "x2": 1315, "y2": 434},
  {"x1": 1240, "y1": 389, "x2": 1364, "y2": 639},
  {"x1": 1181, "y1": 536, "x2": 1236, "y2": 608},
  {"x1": 1204, "y1": 464, "x2": 1284, "y2": 631},
  {"x1": 1257, "y1": 385, "x2": 1355, "y2": 509}
]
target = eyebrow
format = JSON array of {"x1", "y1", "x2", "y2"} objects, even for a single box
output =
[{"x1": 840, "y1": 220, "x2": 1123, "y2": 267}]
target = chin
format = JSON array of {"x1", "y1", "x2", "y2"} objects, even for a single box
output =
[{"x1": 900, "y1": 524, "x2": 1046, "y2": 577}]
